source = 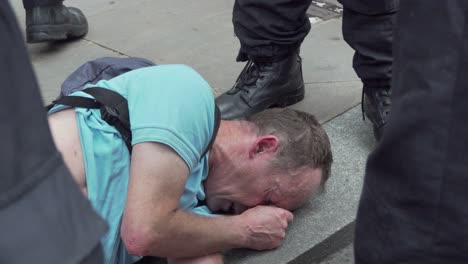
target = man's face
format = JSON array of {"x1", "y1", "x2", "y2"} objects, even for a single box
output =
[
  {"x1": 204, "y1": 150, "x2": 322, "y2": 215},
  {"x1": 203, "y1": 161, "x2": 272, "y2": 214}
]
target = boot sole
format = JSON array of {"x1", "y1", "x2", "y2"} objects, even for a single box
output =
[{"x1": 26, "y1": 24, "x2": 88, "y2": 43}]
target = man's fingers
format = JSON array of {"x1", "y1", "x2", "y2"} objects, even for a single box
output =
[
  {"x1": 284, "y1": 210, "x2": 294, "y2": 223},
  {"x1": 275, "y1": 208, "x2": 293, "y2": 223}
]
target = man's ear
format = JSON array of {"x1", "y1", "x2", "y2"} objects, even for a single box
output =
[{"x1": 249, "y1": 135, "x2": 280, "y2": 158}]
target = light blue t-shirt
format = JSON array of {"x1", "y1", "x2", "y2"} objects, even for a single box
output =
[{"x1": 51, "y1": 65, "x2": 215, "y2": 264}]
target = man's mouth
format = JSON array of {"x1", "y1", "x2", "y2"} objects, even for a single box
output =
[
  {"x1": 219, "y1": 202, "x2": 236, "y2": 215},
  {"x1": 226, "y1": 203, "x2": 236, "y2": 214}
]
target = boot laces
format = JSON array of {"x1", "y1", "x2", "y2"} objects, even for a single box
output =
[
  {"x1": 361, "y1": 86, "x2": 392, "y2": 120},
  {"x1": 228, "y1": 60, "x2": 271, "y2": 94}
]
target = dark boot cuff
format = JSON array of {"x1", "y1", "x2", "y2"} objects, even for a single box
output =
[
  {"x1": 23, "y1": 0, "x2": 63, "y2": 10},
  {"x1": 236, "y1": 43, "x2": 300, "y2": 63},
  {"x1": 362, "y1": 79, "x2": 391, "y2": 88}
]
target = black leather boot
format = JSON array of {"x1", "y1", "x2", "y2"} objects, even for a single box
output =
[
  {"x1": 216, "y1": 52, "x2": 305, "y2": 120},
  {"x1": 25, "y1": 4, "x2": 88, "y2": 43},
  {"x1": 362, "y1": 85, "x2": 392, "y2": 140}
]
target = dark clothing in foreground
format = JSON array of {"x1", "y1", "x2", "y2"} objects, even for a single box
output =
[
  {"x1": 232, "y1": 0, "x2": 398, "y2": 86},
  {"x1": 0, "y1": 1, "x2": 106, "y2": 263},
  {"x1": 355, "y1": 1, "x2": 468, "y2": 263}
]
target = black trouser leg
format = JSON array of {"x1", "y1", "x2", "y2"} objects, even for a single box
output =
[
  {"x1": 79, "y1": 245, "x2": 105, "y2": 264},
  {"x1": 22, "y1": 0, "x2": 63, "y2": 9},
  {"x1": 355, "y1": 1, "x2": 468, "y2": 263},
  {"x1": 339, "y1": 0, "x2": 398, "y2": 87},
  {"x1": 232, "y1": 0, "x2": 312, "y2": 62},
  {"x1": 0, "y1": 1, "x2": 106, "y2": 263}
]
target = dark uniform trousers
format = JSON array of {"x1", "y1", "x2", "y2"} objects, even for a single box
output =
[
  {"x1": 235, "y1": 0, "x2": 468, "y2": 262},
  {"x1": 0, "y1": 1, "x2": 107, "y2": 263},
  {"x1": 22, "y1": 0, "x2": 62, "y2": 9},
  {"x1": 356, "y1": 1, "x2": 468, "y2": 263},
  {"x1": 233, "y1": 0, "x2": 398, "y2": 87}
]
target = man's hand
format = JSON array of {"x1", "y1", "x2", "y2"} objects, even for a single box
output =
[{"x1": 236, "y1": 205, "x2": 294, "y2": 250}]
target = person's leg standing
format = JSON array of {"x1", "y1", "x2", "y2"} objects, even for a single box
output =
[
  {"x1": 339, "y1": 0, "x2": 398, "y2": 140},
  {"x1": 22, "y1": 0, "x2": 62, "y2": 9},
  {"x1": 22, "y1": 0, "x2": 88, "y2": 43},
  {"x1": 216, "y1": 0, "x2": 312, "y2": 120},
  {"x1": 0, "y1": 1, "x2": 106, "y2": 263},
  {"x1": 355, "y1": 1, "x2": 468, "y2": 262}
]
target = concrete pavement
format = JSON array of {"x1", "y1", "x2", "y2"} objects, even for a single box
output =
[{"x1": 320, "y1": 244, "x2": 354, "y2": 264}]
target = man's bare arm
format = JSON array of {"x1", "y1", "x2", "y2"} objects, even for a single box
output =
[
  {"x1": 168, "y1": 253, "x2": 224, "y2": 264},
  {"x1": 121, "y1": 142, "x2": 293, "y2": 258}
]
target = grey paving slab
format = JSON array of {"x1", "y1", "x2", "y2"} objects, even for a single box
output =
[
  {"x1": 28, "y1": 40, "x2": 124, "y2": 104},
  {"x1": 9, "y1": 0, "x2": 125, "y2": 104},
  {"x1": 9, "y1": 1, "x2": 23, "y2": 26},
  {"x1": 8, "y1": 0, "x2": 134, "y2": 25},
  {"x1": 224, "y1": 106, "x2": 375, "y2": 264},
  {"x1": 81, "y1": 0, "x2": 240, "y2": 93},
  {"x1": 302, "y1": 19, "x2": 358, "y2": 84},
  {"x1": 319, "y1": 244, "x2": 354, "y2": 264},
  {"x1": 307, "y1": 0, "x2": 343, "y2": 21},
  {"x1": 290, "y1": 81, "x2": 361, "y2": 123}
]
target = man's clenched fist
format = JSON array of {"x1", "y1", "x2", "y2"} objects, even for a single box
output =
[{"x1": 236, "y1": 205, "x2": 294, "y2": 250}]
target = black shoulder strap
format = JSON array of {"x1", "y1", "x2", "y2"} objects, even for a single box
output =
[
  {"x1": 200, "y1": 105, "x2": 221, "y2": 161},
  {"x1": 50, "y1": 88, "x2": 133, "y2": 153},
  {"x1": 50, "y1": 96, "x2": 101, "y2": 110},
  {"x1": 49, "y1": 88, "x2": 220, "y2": 159},
  {"x1": 82, "y1": 88, "x2": 130, "y2": 128},
  {"x1": 81, "y1": 88, "x2": 132, "y2": 152}
]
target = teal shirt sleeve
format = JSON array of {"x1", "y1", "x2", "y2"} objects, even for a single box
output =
[
  {"x1": 191, "y1": 205, "x2": 215, "y2": 217},
  {"x1": 106, "y1": 64, "x2": 215, "y2": 172}
]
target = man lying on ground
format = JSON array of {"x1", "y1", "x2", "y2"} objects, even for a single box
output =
[{"x1": 47, "y1": 64, "x2": 333, "y2": 264}]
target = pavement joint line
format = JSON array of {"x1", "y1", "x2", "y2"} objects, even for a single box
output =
[
  {"x1": 290, "y1": 221, "x2": 355, "y2": 264},
  {"x1": 320, "y1": 103, "x2": 361, "y2": 125},
  {"x1": 82, "y1": 38, "x2": 131, "y2": 57}
]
